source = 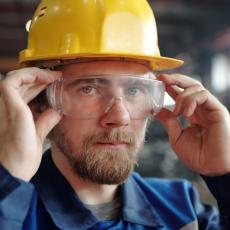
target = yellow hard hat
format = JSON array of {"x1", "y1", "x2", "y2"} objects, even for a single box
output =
[{"x1": 19, "y1": 0, "x2": 183, "y2": 71}]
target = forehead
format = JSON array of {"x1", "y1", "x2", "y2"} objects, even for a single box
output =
[{"x1": 56, "y1": 60, "x2": 151, "y2": 78}]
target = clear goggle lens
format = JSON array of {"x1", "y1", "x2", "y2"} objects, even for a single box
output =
[{"x1": 46, "y1": 74, "x2": 165, "y2": 119}]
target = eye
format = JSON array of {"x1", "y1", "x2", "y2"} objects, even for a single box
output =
[
  {"x1": 126, "y1": 87, "x2": 141, "y2": 96},
  {"x1": 80, "y1": 86, "x2": 96, "y2": 94}
]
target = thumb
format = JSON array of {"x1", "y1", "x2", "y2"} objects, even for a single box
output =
[
  {"x1": 155, "y1": 108, "x2": 182, "y2": 145},
  {"x1": 36, "y1": 108, "x2": 62, "y2": 142}
]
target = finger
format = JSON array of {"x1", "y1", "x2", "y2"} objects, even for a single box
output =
[
  {"x1": 157, "y1": 74, "x2": 203, "y2": 90},
  {"x1": 36, "y1": 108, "x2": 62, "y2": 143},
  {"x1": 0, "y1": 81, "x2": 25, "y2": 114},
  {"x1": 155, "y1": 108, "x2": 183, "y2": 145},
  {"x1": 5, "y1": 67, "x2": 61, "y2": 88},
  {"x1": 165, "y1": 85, "x2": 183, "y2": 101},
  {"x1": 22, "y1": 84, "x2": 47, "y2": 104},
  {"x1": 173, "y1": 85, "x2": 204, "y2": 116},
  {"x1": 175, "y1": 90, "x2": 226, "y2": 120},
  {"x1": 3, "y1": 68, "x2": 61, "y2": 105}
]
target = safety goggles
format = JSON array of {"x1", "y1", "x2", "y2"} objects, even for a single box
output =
[{"x1": 46, "y1": 74, "x2": 165, "y2": 119}]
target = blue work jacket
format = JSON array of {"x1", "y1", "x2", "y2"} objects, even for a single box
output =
[{"x1": 0, "y1": 150, "x2": 229, "y2": 229}]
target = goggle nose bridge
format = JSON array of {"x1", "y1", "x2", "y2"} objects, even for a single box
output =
[{"x1": 104, "y1": 96, "x2": 127, "y2": 113}]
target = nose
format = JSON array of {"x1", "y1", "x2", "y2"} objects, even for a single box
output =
[{"x1": 99, "y1": 97, "x2": 131, "y2": 128}]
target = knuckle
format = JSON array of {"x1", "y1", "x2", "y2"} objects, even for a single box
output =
[
  {"x1": 26, "y1": 67, "x2": 44, "y2": 75},
  {"x1": 176, "y1": 93, "x2": 186, "y2": 102},
  {"x1": 193, "y1": 84, "x2": 204, "y2": 91},
  {"x1": 198, "y1": 89, "x2": 208, "y2": 97},
  {"x1": 170, "y1": 73, "x2": 182, "y2": 78},
  {"x1": 193, "y1": 79, "x2": 202, "y2": 86},
  {"x1": 184, "y1": 96, "x2": 195, "y2": 106},
  {"x1": 6, "y1": 67, "x2": 37, "y2": 77},
  {"x1": 6, "y1": 70, "x2": 16, "y2": 76}
]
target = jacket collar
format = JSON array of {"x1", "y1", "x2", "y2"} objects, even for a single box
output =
[
  {"x1": 121, "y1": 174, "x2": 163, "y2": 227},
  {"x1": 32, "y1": 150, "x2": 163, "y2": 229}
]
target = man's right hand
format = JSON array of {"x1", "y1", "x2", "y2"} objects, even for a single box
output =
[{"x1": 0, "y1": 68, "x2": 62, "y2": 181}]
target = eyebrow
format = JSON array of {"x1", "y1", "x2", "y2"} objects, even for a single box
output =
[
  {"x1": 124, "y1": 78, "x2": 147, "y2": 84},
  {"x1": 123, "y1": 78, "x2": 151, "y2": 88},
  {"x1": 64, "y1": 78, "x2": 111, "y2": 89}
]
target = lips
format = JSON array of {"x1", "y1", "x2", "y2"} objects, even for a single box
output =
[
  {"x1": 97, "y1": 141, "x2": 128, "y2": 145},
  {"x1": 95, "y1": 142, "x2": 129, "y2": 149}
]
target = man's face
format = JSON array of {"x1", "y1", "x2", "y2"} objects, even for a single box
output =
[{"x1": 51, "y1": 60, "x2": 150, "y2": 184}]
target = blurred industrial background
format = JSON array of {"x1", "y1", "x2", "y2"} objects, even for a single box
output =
[{"x1": 0, "y1": 0, "x2": 230, "y2": 206}]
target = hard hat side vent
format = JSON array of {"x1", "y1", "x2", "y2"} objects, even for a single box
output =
[{"x1": 38, "y1": 6, "x2": 47, "y2": 18}]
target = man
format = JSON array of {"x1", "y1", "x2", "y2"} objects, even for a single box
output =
[{"x1": 0, "y1": 0, "x2": 230, "y2": 229}]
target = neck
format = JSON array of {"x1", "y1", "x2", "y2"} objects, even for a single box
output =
[{"x1": 51, "y1": 145, "x2": 119, "y2": 205}]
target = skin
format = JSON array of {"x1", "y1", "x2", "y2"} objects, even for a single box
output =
[
  {"x1": 0, "y1": 61, "x2": 230, "y2": 205},
  {"x1": 156, "y1": 74, "x2": 230, "y2": 176},
  {"x1": 0, "y1": 68, "x2": 62, "y2": 180},
  {"x1": 50, "y1": 61, "x2": 149, "y2": 204}
]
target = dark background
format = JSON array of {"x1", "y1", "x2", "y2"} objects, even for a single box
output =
[{"x1": 1, "y1": 0, "x2": 230, "y2": 205}]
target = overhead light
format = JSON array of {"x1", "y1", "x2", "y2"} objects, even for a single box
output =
[
  {"x1": 211, "y1": 54, "x2": 229, "y2": 92},
  {"x1": 25, "y1": 20, "x2": 32, "y2": 32}
]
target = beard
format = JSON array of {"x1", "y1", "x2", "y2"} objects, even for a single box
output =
[{"x1": 51, "y1": 125, "x2": 146, "y2": 185}]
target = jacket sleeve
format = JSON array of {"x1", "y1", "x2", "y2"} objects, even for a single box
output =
[
  {"x1": 0, "y1": 165, "x2": 34, "y2": 230},
  {"x1": 202, "y1": 174, "x2": 230, "y2": 229},
  {"x1": 187, "y1": 182, "x2": 219, "y2": 229}
]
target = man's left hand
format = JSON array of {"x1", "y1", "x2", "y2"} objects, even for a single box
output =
[{"x1": 156, "y1": 74, "x2": 230, "y2": 176}]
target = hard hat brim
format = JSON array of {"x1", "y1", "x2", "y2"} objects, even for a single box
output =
[
  {"x1": 134, "y1": 54, "x2": 184, "y2": 71},
  {"x1": 92, "y1": 53, "x2": 184, "y2": 71},
  {"x1": 19, "y1": 51, "x2": 184, "y2": 71}
]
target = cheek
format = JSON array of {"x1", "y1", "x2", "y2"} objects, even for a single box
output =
[
  {"x1": 58, "y1": 116, "x2": 148, "y2": 139},
  {"x1": 131, "y1": 119, "x2": 148, "y2": 134},
  {"x1": 59, "y1": 117, "x2": 98, "y2": 139}
]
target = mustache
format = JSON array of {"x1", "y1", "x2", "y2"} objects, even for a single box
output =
[{"x1": 84, "y1": 130, "x2": 137, "y2": 145}]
